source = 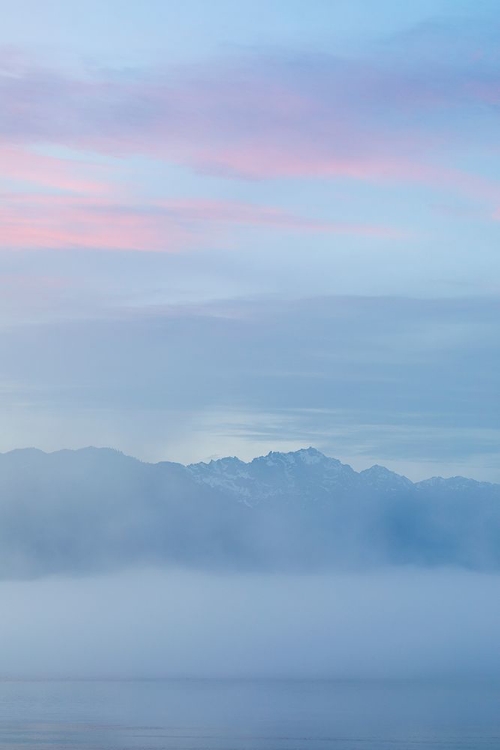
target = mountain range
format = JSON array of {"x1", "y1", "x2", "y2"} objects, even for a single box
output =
[{"x1": 0, "y1": 446, "x2": 498, "y2": 578}]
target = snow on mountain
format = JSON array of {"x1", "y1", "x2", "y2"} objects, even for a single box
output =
[
  {"x1": 187, "y1": 447, "x2": 358, "y2": 505},
  {"x1": 0, "y1": 446, "x2": 498, "y2": 578},
  {"x1": 359, "y1": 464, "x2": 413, "y2": 491}
]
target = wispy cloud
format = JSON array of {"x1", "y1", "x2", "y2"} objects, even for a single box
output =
[
  {"x1": 1, "y1": 19, "x2": 499, "y2": 200},
  {"x1": 0, "y1": 143, "x2": 111, "y2": 195},
  {"x1": 0, "y1": 194, "x2": 401, "y2": 252}
]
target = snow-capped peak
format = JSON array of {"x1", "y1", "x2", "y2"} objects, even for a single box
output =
[{"x1": 294, "y1": 447, "x2": 327, "y2": 464}]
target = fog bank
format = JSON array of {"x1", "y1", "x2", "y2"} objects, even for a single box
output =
[{"x1": 1, "y1": 568, "x2": 499, "y2": 680}]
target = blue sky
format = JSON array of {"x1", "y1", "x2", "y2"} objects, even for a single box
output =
[{"x1": 0, "y1": 0, "x2": 499, "y2": 479}]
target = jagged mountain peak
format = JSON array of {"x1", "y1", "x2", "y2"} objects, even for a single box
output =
[
  {"x1": 287, "y1": 447, "x2": 331, "y2": 464},
  {"x1": 256, "y1": 447, "x2": 329, "y2": 467},
  {"x1": 187, "y1": 447, "x2": 360, "y2": 504},
  {"x1": 416, "y1": 475, "x2": 494, "y2": 492},
  {"x1": 360, "y1": 464, "x2": 413, "y2": 487},
  {"x1": 2, "y1": 446, "x2": 496, "y2": 491},
  {"x1": 209, "y1": 455, "x2": 247, "y2": 468}
]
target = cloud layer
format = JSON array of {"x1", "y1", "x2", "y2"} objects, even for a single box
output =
[
  {"x1": 1, "y1": 27, "x2": 499, "y2": 188},
  {"x1": 0, "y1": 294, "x2": 498, "y2": 479}
]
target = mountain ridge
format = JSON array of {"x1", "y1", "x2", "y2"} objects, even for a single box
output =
[
  {"x1": 1, "y1": 445, "x2": 495, "y2": 488},
  {"x1": 0, "y1": 445, "x2": 498, "y2": 579}
]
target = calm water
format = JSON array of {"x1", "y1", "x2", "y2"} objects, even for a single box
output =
[{"x1": 0, "y1": 679, "x2": 499, "y2": 749}]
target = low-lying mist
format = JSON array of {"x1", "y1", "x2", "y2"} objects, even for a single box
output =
[{"x1": 2, "y1": 567, "x2": 499, "y2": 680}]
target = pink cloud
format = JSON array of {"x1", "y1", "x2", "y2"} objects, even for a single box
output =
[
  {"x1": 189, "y1": 146, "x2": 500, "y2": 204},
  {"x1": 0, "y1": 195, "x2": 402, "y2": 252},
  {"x1": 0, "y1": 47, "x2": 499, "y2": 203},
  {"x1": 0, "y1": 143, "x2": 112, "y2": 195}
]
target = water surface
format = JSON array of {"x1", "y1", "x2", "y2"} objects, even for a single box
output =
[{"x1": 0, "y1": 679, "x2": 499, "y2": 749}]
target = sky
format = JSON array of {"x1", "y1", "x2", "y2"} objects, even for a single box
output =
[{"x1": 0, "y1": 0, "x2": 499, "y2": 481}]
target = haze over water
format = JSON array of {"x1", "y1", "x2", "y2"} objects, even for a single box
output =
[{"x1": 0, "y1": 566, "x2": 498, "y2": 747}]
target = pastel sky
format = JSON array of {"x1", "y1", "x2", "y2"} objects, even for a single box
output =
[{"x1": 0, "y1": 0, "x2": 499, "y2": 480}]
